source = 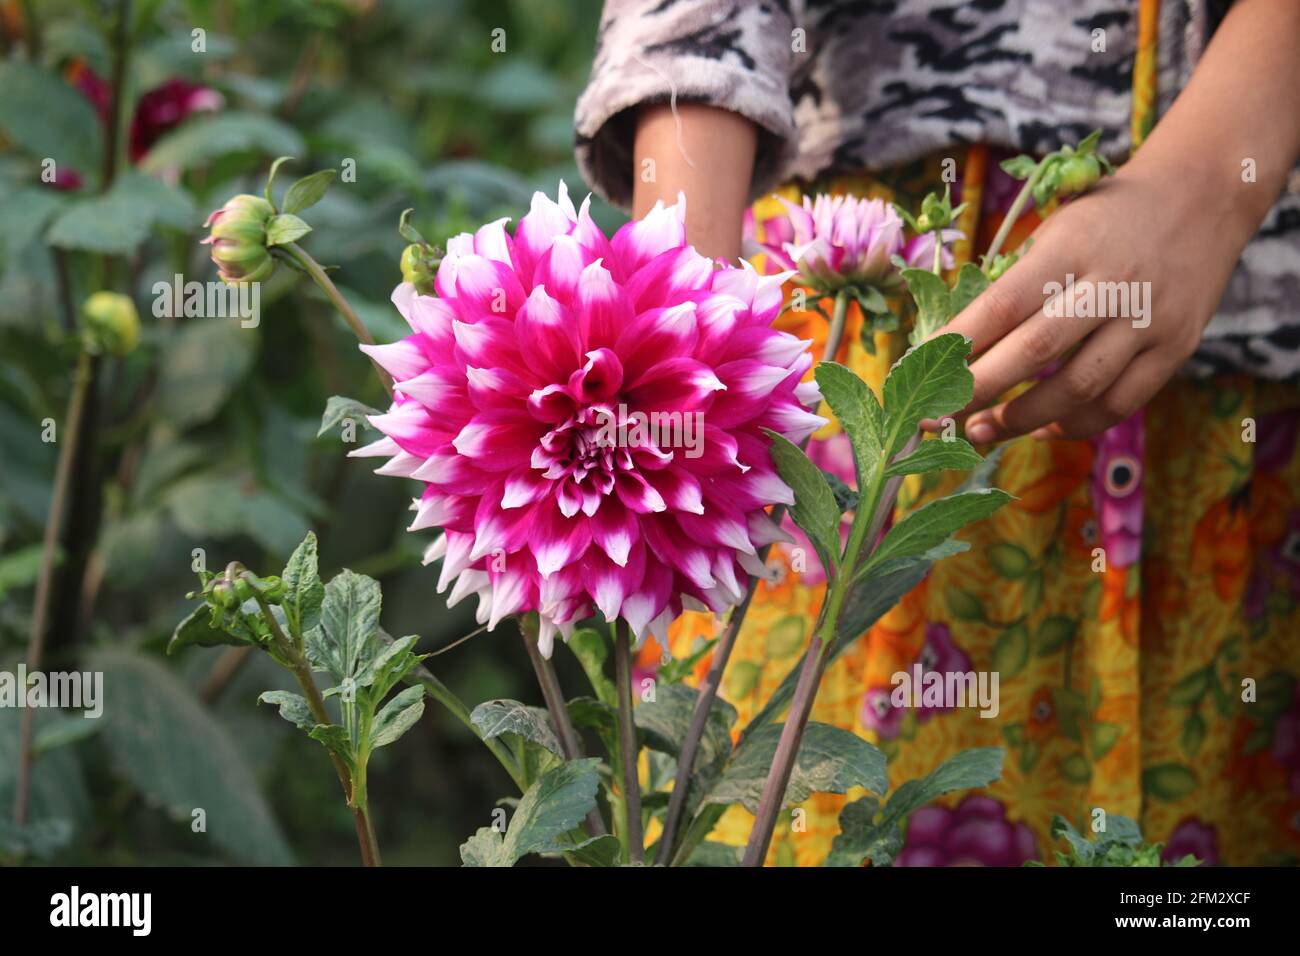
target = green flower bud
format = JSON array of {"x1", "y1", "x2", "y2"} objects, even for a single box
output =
[
  {"x1": 258, "y1": 575, "x2": 285, "y2": 603},
  {"x1": 233, "y1": 575, "x2": 256, "y2": 604},
  {"x1": 400, "y1": 243, "x2": 440, "y2": 295},
  {"x1": 210, "y1": 580, "x2": 237, "y2": 609},
  {"x1": 986, "y1": 252, "x2": 1019, "y2": 281},
  {"x1": 915, "y1": 214, "x2": 933, "y2": 233},
  {"x1": 203, "y1": 194, "x2": 277, "y2": 285},
  {"x1": 81, "y1": 291, "x2": 140, "y2": 357},
  {"x1": 1054, "y1": 154, "x2": 1102, "y2": 197}
]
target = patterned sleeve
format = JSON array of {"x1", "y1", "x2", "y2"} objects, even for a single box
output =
[{"x1": 574, "y1": 0, "x2": 798, "y2": 210}]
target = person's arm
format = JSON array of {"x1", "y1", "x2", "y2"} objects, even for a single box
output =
[
  {"x1": 945, "y1": 0, "x2": 1300, "y2": 442},
  {"x1": 632, "y1": 102, "x2": 758, "y2": 261}
]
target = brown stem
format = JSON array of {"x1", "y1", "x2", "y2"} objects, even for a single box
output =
[
  {"x1": 740, "y1": 634, "x2": 827, "y2": 866},
  {"x1": 613, "y1": 621, "x2": 644, "y2": 864},
  {"x1": 14, "y1": 351, "x2": 93, "y2": 826},
  {"x1": 518, "y1": 620, "x2": 607, "y2": 837}
]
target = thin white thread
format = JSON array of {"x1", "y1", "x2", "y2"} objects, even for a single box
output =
[{"x1": 632, "y1": 51, "x2": 697, "y2": 170}]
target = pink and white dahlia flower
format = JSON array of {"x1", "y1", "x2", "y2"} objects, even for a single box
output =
[
  {"x1": 353, "y1": 184, "x2": 825, "y2": 656},
  {"x1": 748, "y1": 194, "x2": 959, "y2": 292}
]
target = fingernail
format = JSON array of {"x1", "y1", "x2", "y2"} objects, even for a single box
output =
[{"x1": 966, "y1": 420, "x2": 993, "y2": 443}]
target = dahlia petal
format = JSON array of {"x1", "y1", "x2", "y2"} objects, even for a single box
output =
[
  {"x1": 517, "y1": 285, "x2": 582, "y2": 381},
  {"x1": 529, "y1": 497, "x2": 592, "y2": 577},
  {"x1": 446, "y1": 569, "x2": 489, "y2": 609},
  {"x1": 644, "y1": 466, "x2": 705, "y2": 514},
  {"x1": 422, "y1": 533, "x2": 448, "y2": 566},
  {"x1": 568, "y1": 348, "x2": 624, "y2": 403},
  {"x1": 577, "y1": 259, "x2": 634, "y2": 350},
  {"x1": 500, "y1": 470, "x2": 550, "y2": 509},
  {"x1": 625, "y1": 245, "x2": 714, "y2": 312},
  {"x1": 624, "y1": 357, "x2": 726, "y2": 414},
  {"x1": 487, "y1": 565, "x2": 531, "y2": 630},
  {"x1": 453, "y1": 254, "x2": 526, "y2": 320},
  {"x1": 582, "y1": 543, "x2": 646, "y2": 623},
  {"x1": 368, "y1": 403, "x2": 445, "y2": 457},
  {"x1": 747, "y1": 511, "x2": 795, "y2": 546},
  {"x1": 348, "y1": 436, "x2": 400, "y2": 458},
  {"x1": 590, "y1": 498, "x2": 637, "y2": 566},
  {"x1": 359, "y1": 338, "x2": 428, "y2": 384},
  {"x1": 610, "y1": 195, "x2": 685, "y2": 275},
  {"x1": 374, "y1": 451, "x2": 423, "y2": 478},
  {"x1": 473, "y1": 216, "x2": 515, "y2": 267},
  {"x1": 533, "y1": 234, "x2": 591, "y2": 305},
  {"x1": 452, "y1": 410, "x2": 543, "y2": 470},
  {"x1": 614, "y1": 471, "x2": 667, "y2": 514},
  {"x1": 614, "y1": 302, "x2": 697, "y2": 383},
  {"x1": 435, "y1": 531, "x2": 477, "y2": 591}
]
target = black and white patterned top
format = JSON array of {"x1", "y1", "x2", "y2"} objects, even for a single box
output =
[{"x1": 575, "y1": 0, "x2": 1300, "y2": 381}]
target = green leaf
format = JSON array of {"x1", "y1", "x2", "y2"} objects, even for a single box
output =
[
  {"x1": 370, "y1": 685, "x2": 425, "y2": 749},
  {"x1": 987, "y1": 542, "x2": 1034, "y2": 578},
  {"x1": 566, "y1": 628, "x2": 617, "y2": 707},
  {"x1": 157, "y1": 317, "x2": 257, "y2": 429},
  {"x1": 308, "y1": 723, "x2": 355, "y2": 772},
  {"x1": 764, "y1": 429, "x2": 841, "y2": 573},
  {"x1": 86, "y1": 648, "x2": 294, "y2": 864},
  {"x1": 884, "y1": 437, "x2": 982, "y2": 479},
  {"x1": 317, "y1": 395, "x2": 380, "y2": 438},
  {"x1": 167, "y1": 603, "x2": 245, "y2": 655},
  {"x1": 283, "y1": 169, "x2": 337, "y2": 215},
  {"x1": 703, "y1": 722, "x2": 887, "y2": 814},
  {"x1": 636, "y1": 684, "x2": 736, "y2": 795},
  {"x1": 1000, "y1": 154, "x2": 1038, "y2": 180},
  {"x1": 0, "y1": 707, "x2": 89, "y2": 838},
  {"x1": 265, "y1": 213, "x2": 312, "y2": 246},
  {"x1": 992, "y1": 623, "x2": 1030, "y2": 677},
  {"x1": 281, "y1": 532, "x2": 324, "y2": 638},
  {"x1": 1034, "y1": 616, "x2": 1076, "y2": 656},
  {"x1": 470, "y1": 699, "x2": 563, "y2": 757},
  {"x1": 864, "y1": 488, "x2": 1011, "y2": 575},
  {"x1": 1167, "y1": 669, "x2": 1211, "y2": 707},
  {"x1": 460, "y1": 758, "x2": 602, "y2": 867},
  {"x1": 814, "y1": 362, "x2": 885, "y2": 487},
  {"x1": 0, "y1": 61, "x2": 103, "y2": 177},
  {"x1": 882, "y1": 333, "x2": 975, "y2": 456},
  {"x1": 257, "y1": 690, "x2": 316, "y2": 732},
  {"x1": 827, "y1": 747, "x2": 1004, "y2": 866},
  {"x1": 1143, "y1": 763, "x2": 1197, "y2": 802},
  {"x1": 307, "y1": 569, "x2": 382, "y2": 684},
  {"x1": 46, "y1": 171, "x2": 197, "y2": 254},
  {"x1": 139, "y1": 111, "x2": 305, "y2": 175},
  {"x1": 901, "y1": 268, "x2": 952, "y2": 343},
  {"x1": 0, "y1": 188, "x2": 66, "y2": 264},
  {"x1": 263, "y1": 155, "x2": 295, "y2": 208},
  {"x1": 949, "y1": 263, "x2": 991, "y2": 316}
]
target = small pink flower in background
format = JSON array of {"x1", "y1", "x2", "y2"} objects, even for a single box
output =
[
  {"x1": 1090, "y1": 411, "x2": 1144, "y2": 568},
  {"x1": 860, "y1": 686, "x2": 903, "y2": 739},
  {"x1": 356, "y1": 184, "x2": 825, "y2": 656},
  {"x1": 1162, "y1": 818, "x2": 1219, "y2": 866},
  {"x1": 915, "y1": 623, "x2": 973, "y2": 722},
  {"x1": 747, "y1": 194, "x2": 959, "y2": 292},
  {"x1": 47, "y1": 63, "x2": 223, "y2": 190},
  {"x1": 896, "y1": 795, "x2": 1038, "y2": 867},
  {"x1": 130, "y1": 78, "x2": 224, "y2": 162}
]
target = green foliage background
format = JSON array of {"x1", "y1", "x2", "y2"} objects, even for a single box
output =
[{"x1": 0, "y1": 0, "x2": 616, "y2": 865}]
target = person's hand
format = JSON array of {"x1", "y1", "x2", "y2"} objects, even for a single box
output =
[{"x1": 931, "y1": 158, "x2": 1249, "y2": 442}]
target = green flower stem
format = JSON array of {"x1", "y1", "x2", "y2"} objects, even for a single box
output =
[
  {"x1": 281, "y1": 242, "x2": 394, "y2": 398},
  {"x1": 517, "y1": 617, "x2": 608, "y2": 837},
  {"x1": 14, "y1": 350, "x2": 93, "y2": 826},
  {"x1": 653, "y1": 288, "x2": 851, "y2": 865},
  {"x1": 983, "y1": 162, "x2": 1047, "y2": 268},
  {"x1": 613, "y1": 620, "x2": 644, "y2": 864},
  {"x1": 404, "y1": 667, "x2": 527, "y2": 792},
  {"x1": 253, "y1": 591, "x2": 382, "y2": 867}
]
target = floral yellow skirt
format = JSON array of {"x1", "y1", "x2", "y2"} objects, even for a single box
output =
[{"x1": 654, "y1": 151, "x2": 1300, "y2": 867}]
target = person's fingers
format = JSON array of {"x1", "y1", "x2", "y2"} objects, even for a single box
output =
[
  {"x1": 960, "y1": 293, "x2": 1109, "y2": 418},
  {"x1": 940, "y1": 230, "x2": 1070, "y2": 356},
  {"x1": 964, "y1": 320, "x2": 1143, "y2": 443},
  {"x1": 1029, "y1": 348, "x2": 1173, "y2": 441}
]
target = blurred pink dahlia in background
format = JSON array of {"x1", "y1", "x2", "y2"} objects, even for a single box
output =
[
  {"x1": 747, "y1": 194, "x2": 960, "y2": 292},
  {"x1": 354, "y1": 184, "x2": 826, "y2": 656}
]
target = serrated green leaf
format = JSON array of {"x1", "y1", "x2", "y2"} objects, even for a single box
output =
[
  {"x1": 167, "y1": 603, "x2": 245, "y2": 654},
  {"x1": 864, "y1": 488, "x2": 1010, "y2": 575},
  {"x1": 826, "y1": 747, "x2": 1004, "y2": 866},
  {"x1": 901, "y1": 268, "x2": 952, "y2": 343},
  {"x1": 370, "y1": 685, "x2": 425, "y2": 748},
  {"x1": 460, "y1": 758, "x2": 602, "y2": 866},
  {"x1": 636, "y1": 684, "x2": 736, "y2": 801},
  {"x1": 265, "y1": 213, "x2": 312, "y2": 246},
  {"x1": 281, "y1": 532, "x2": 324, "y2": 638},
  {"x1": 283, "y1": 169, "x2": 336, "y2": 215},
  {"x1": 471, "y1": 699, "x2": 563, "y2": 756},
  {"x1": 257, "y1": 690, "x2": 315, "y2": 732},
  {"x1": 703, "y1": 722, "x2": 887, "y2": 814},
  {"x1": 307, "y1": 569, "x2": 382, "y2": 685},
  {"x1": 814, "y1": 362, "x2": 885, "y2": 489},
  {"x1": 949, "y1": 262, "x2": 991, "y2": 316},
  {"x1": 764, "y1": 429, "x2": 841, "y2": 573},
  {"x1": 882, "y1": 333, "x2": 974, "y2": 456},
  {"x1": 884, "y1": 436, "x2": 982, "y2": 479}
]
